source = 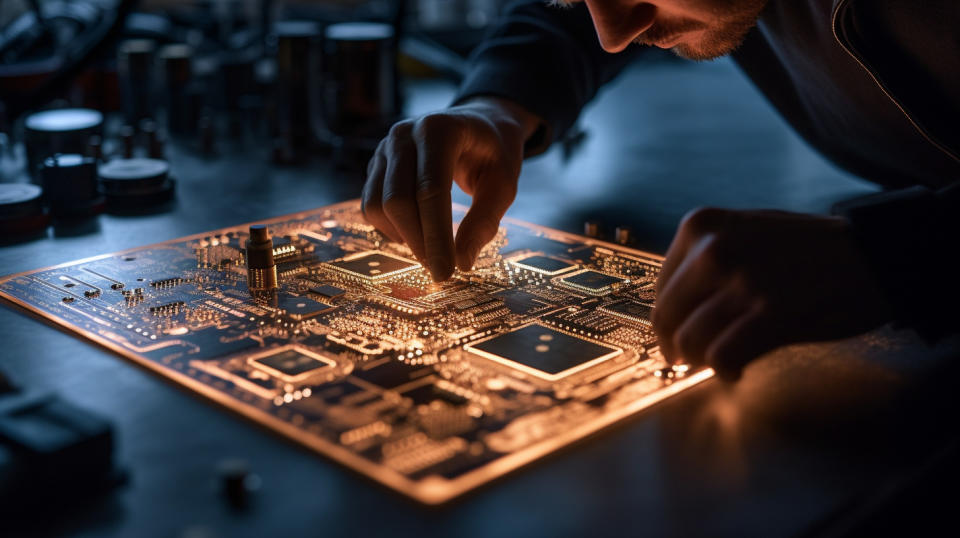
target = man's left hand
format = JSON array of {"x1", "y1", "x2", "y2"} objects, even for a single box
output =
[{"x1": 653, "y1": 208, "x2": 893, "y2": 381}]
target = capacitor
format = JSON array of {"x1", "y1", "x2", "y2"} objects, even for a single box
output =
[
  {"x1": 119, "y1": 125, "x2": 136, "y2": 158},
  {"x1": 322, "y1": 22, "x2": 397, "y2": 143},
  {"x1": 246, "y1": 225, "x2": 278, "y2": 293},
  {"x1": 615, "y1": 226, "x2": 633, "y2": 245},
  {"x1": 40, "y1": 154, "x2": 104, "y2": 218},
  {"x1": 98, "y1": 158, "x2": 175, "y2": 209},
  {"x1": 0, "y1": 183, "x2": 48, "y2": 239},
  {"x1": 118, "y1": 39, "x2": 157, "y2": 125},
  {"x1": 24, "y1": 108, "x2": 104, "y2": 182}
]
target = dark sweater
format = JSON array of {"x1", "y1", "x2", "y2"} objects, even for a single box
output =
[{"x1": 455, "y1": 0, "x2": 960, "y2": 338}]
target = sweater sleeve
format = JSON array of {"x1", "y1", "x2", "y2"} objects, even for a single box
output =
[
  {"x1": 453, "y1": 0, "x2": 641, "y2": 156},
  {"x1": 833, "y1": 182, "x2": 960, "y2": 340}
]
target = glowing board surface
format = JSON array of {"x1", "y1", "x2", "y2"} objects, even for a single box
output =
[{"x1": 0, "y1": 200, "x2": 712, "y2": 504}]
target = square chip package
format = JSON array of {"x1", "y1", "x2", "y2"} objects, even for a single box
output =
[
  {"x1": 509, "y1": 254, "x2": 577, "y2": 276},
  {"x1": 558, "y1": 269, "x2": 626, "y2": 295},
  {"x1": 326, "y1": 251, "x2": 420, "y2": 281},
  {"x1": 465, "y1": 324, "x2": 622, "y2": 381},
  {"x1": 601, "y1": 300, "x2": 653, "y2": 326},
  {"x1": 249, "y1": 346, "x2": 335, "y2": 380},
  {"x1": 279, "y1": 295, "x2": 336, "y2": 320}
]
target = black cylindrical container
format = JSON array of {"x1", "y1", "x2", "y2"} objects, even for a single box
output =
[
  {"x1": 273, "y1": 21, "x2": 321, "y2": 155},
  {"x1": 118, "y1": 39, "x2": 157, "y2": 125},
  {"x1": 322, "y1": 22, "x2": 397, "y2": 142},
  {"x1": 159, "y1": 44, "x2": 194, "y2": 135},
  {"x1": 40, "y1": 154, "x2": 104, "y2": 217},
  {"x1": 24, "y1": 108, "x2": 104, "y2": 182}
]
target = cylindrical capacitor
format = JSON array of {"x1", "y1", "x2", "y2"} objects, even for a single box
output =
[
  {"x1": 119, "y1": 124, "x2": 136, "y2": 158},
  {"x1": 118, "y1": 39, "x2": 157, "y2": 125},
  {"x1": 273, "y1": 21, "x2": 321, "y2": 156},
  {"x1": 158, "y1": 43, "x2": 194, "y2": 135},
  {"x1": 0, "y1": 183, "x2": 49, "y2": 239},
  {"x1": 322, "y1": 22, "x2": 397, "y2": 141},
  {"x1": 98, "y1": 158, "x2": 175, "y2": 209},
  {"x1": 41, "y1": 154, "x2": 104, "y2": 217},
  {"x1": 24, "y1": 108, "x2": 104, "y2": 182},
  {"x1": 246, "y1": 225, "x2": 278, "y2": 292},
  {"x1": 615, "y1": 226, "x2": 633, "y2": 245}
]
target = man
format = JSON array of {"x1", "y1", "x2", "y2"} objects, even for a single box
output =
[{"x1": 361, "y1": 0, "x2": 960, "y2": 380}]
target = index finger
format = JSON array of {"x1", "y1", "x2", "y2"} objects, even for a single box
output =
[{"x1": 413, "y1": 118, "x2": 461, "y2": 281}]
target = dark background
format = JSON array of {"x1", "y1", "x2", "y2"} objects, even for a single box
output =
[{"x1": 2, "y1": 4, "x2": 960, "y2": 535}]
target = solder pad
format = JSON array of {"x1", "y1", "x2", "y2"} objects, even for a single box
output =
[{"x1": 0, "y1": 200, "x2": 713, "y2": 505}]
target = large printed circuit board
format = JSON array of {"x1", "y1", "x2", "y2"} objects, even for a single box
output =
[{"x1": 0, "y1": 200, "x2": 712, "y2": 504}]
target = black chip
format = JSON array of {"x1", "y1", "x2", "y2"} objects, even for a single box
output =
[
  {"x1": 510, "y1": 255, "x2": 576, "y2": 275},
  {"x1": 309, "y1": 284, "x2": 346, "y2": 299},
  {"x1": 560, "y1": 270, "x2": 624, "y2": 291},
  {"x1": 466, "y1": 324, "x2": 621, "y2": 379},
  {"x1": 327, "y1": 251, "x2": 418, "y2": 279},
  {"x1": 279, "y1": 295, "x2": 336, "y2": 320},
  {"x1": 251, "y1": 347, "x2": 333, "y2": 377},
  {"x1": 495, "y1": 289, "x2": 546, "y2": 314},
  {"x1": 601, "y1": 300, "x2": 653, "y2": 325}
]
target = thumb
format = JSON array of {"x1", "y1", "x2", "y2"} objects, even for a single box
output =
[{"x1": 454, "y1": 173, "x2": 517, "y2": 271}]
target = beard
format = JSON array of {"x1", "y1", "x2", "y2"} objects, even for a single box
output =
[{"x1": 635, "y1": 0, "x2": 769, "y2": 61}]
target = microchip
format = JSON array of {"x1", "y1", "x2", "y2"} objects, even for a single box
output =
[
  {"x1": 600, "y1": 300, "x2": 653, "y2": 326},
  {"x1": 326, "y1": 251, "x2": 420, "y2": 281},
  {"x1": 309, "y1": 284, "x2": 346, "y2": 299},
  {"x1": 495, "y1": 289, "x2": 546, "y2": 314},
  {"x1": 249, "y1": 346, "x2": 335, "y2": 380},
  {"x1": 558, "y1": 270, "x2": 626, "y2": 295},
  {"x1": 465, "y1": 324, "x2": 622, "y2": 381},
  {"x1": 279, "y1": 295, "x2": 336, "y2": 320},
  {"x1": 509, "y1": 255, "x2": 577, "y2": 275}
]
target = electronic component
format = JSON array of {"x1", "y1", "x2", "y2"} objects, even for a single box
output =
[
  {"x1": 509, "y1": 254, "x2": 577, "y2": 275},
  {"x1": 279, "y1": 295, "x2": 335, "y2": 320},
  {"x1": 246, "y1": 225, "x2": 278, "y2": 293},
  {"x1": 326, "y1": 251, "x2": 420, "y2": 281},
  {"x1": 98, "y1": 158, "x2": 175, "y2": 208},
  {"x1": 40, "y1": 154, "x2": 104, "y2": 218},
  {"x1": 601, "y1": 300, "x2": 653, "y2": 326},
  {"x1": 0, "y1": 200, "x2": 712, "y2": 505},
  {"x1": 0, "y1": 184, "x2": 48, "y2": 238},
  {"x1": 23, "y1": 108, "x2": 103, "y2": 180},
  {"x1": 309, "y1": 284, "x2": 346, "y2": 299},
  {"x1": 465, "y1": 324, "x2": 622, "y2": 381},
  {"x1": 249, "y1": 347, "x2": 335, "y2": 380},
  {"x1": 558, "y1": 269, "x2": 626, "y2": 295}
]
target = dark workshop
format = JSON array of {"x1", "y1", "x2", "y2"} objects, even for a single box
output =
[{"x1": 1, "y1": 0, "x2": 958, "y2": 536}]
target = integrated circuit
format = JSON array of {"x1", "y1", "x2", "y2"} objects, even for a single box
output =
[
  {"x1": 509, "y1": 254, "x2": 577, "y2": 276},
  {"x1": 600, "y1": 300, "x2": 653, "y2": 326},
  {"x1": 0, "y1": 199, "x2": 713, "y2": 505},
  {"x1": 279, "y1": 295, "x2": 336, "y2": 320},
  {"x1": 558, "y1": 269, "x2": 626, "y2": 295},
  {"x1": 249, "y1": 346, "x2": 335, "y2": 380},
  {"x1": 465, "y1": 324, "x2": 622, "y2": 381},
  {"x1": 326, "y1": 251, "x2": 420, "y2": 281}
]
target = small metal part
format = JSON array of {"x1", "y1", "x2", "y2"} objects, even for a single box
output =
[
  {"x1": 86, "y1": 135, "x2": 103, "y2": 161},
  {"x1": 148, "y1": 129, "x2": 166, "y2": 159},
  {"x1": 615, "y1": 226, "x2": 633, "y2": 245},
  {"x1": 246, "y1": 225, "x2": 278, "y2": 292},
  {"x1": 217, "y1": 458, "x2": 260, "y2": 509}
]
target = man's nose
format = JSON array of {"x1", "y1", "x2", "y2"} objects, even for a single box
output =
[{"x1": 584, "y1": 0, "x2": 657, "y2": 53}]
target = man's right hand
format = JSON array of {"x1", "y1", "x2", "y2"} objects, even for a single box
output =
[{"x1": 361, "y1": 97, "x2": 542, "y2": 281}]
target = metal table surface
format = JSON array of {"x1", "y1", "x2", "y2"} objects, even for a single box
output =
[{"x1": 2, "y1": 58, "x2": 958, "y2": 538}]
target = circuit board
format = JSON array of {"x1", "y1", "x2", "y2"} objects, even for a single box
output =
[{"x1": 0, "y1": 200, "x2": 713, "y2": 504}]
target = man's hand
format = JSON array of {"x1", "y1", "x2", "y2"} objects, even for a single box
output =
[
  {"x1": 362, "y1": 97, "x2": 541, "y2": 281},
  {"x1": 653, "y1": 208, "x2": 894, "y2": 381}
]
